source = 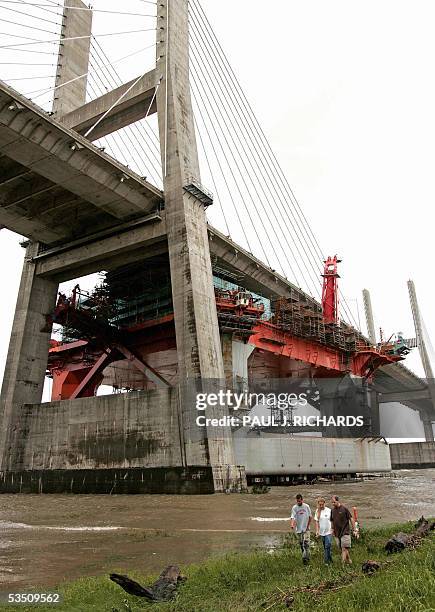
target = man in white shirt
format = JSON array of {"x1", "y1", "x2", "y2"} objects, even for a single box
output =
[
  {"x1": 290, "y1": 494, "x2": 312, "y2": 565},
  {"x1": 314, "y1": 497, "x2": 333, "y2": 564}
]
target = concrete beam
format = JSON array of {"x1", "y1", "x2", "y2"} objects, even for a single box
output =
[
  {"x1": 59, "y1": 70, "x2": 157, "y2": 140},
  {"x1": 378, "y1": 389, "x2": 431, "y2": 403},
  {"x1": 34, "y1": 214, "x2": 167, "y2": 281}
]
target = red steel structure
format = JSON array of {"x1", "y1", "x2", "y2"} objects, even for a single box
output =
[
  {"x1": 46, "y1": 265, "x2": 403, "y2": 400},
  {"x1": 322, "y1": 255, "x2": 341, "y2": 324}
]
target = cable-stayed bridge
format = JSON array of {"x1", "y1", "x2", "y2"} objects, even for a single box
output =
[{"x1": 0, "y1": 0, "x2": 433, "y2": 493}]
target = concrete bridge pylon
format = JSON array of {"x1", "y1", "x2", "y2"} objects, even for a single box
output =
[{"x1": 0, "y1": 0, "x2": 245, "y2": 493}]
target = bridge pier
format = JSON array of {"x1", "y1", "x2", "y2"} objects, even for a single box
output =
[
  {"x1": 422, "y1": 415, "x2": 435, "y2": 442},
  {"x1": 0, "y1": 242, "x2": 58, "y2": 471},
  {"x1": 369, "y1": 388, "x2": 381, "y2": 436},
  {"x1": 153, "y1": 0, "x2": 244, "y2": 491}
]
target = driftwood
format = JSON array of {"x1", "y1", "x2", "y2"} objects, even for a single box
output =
[
  {"x1": 385, "y1": 516, "x2": 435, "y2": 554},
  {"x1": 362, "y1": 560, "x2": 381, "y2": 574},
  {"x1": 110, "y1": 565, "x2": 185, "y2": 602}
]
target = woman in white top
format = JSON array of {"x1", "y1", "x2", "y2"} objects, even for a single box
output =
[{"x1": 314, "y1": 497, "x2": 333, "y2": 564}]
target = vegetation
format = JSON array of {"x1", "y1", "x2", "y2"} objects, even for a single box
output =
[{"x1": 10, "y1": 521, "x2": 435, "y2": 612}]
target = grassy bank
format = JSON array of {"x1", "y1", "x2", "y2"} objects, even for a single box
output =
[{"x1": 9, "y1": 521, "x2": 435, "y2": 612}]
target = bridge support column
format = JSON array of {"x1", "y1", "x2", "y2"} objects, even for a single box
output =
[
  {"x1": 156, "y1": 0, "x2": 245, "y2": 491},
  {"x1": 0, "y1": 242, "x2": 58, "y2": 470},
  {"x1": 422, "y1": 414, "x2": 435, "y2": 442},
  {"x1": 319, "y1": 378, "x2": 339, "y2": 437},
  {"x1": 369, "y1": 388, "x2": 381, "y2": 436}
]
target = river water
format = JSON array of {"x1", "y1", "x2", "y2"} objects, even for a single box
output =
[{"x1": 0, "y1": 469, "x2": 433, "y2": 590}]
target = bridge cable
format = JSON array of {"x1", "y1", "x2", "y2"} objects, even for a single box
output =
[
  {"x1": 87, "y1": 54, "x2": 162, "y2": 184},
  {"x1": 190, "y1": 0, "x2": 360, "y2": 324},
  {"x1": 190, "y1": 64, "x2": 274, "y2": 269},
  {"x1": 86, "y1": 63, "x2": 161, "y2": 185},
  {"x1": 91, "y1": 37, "x2": 162, "y2": 163},
  {"x1": 189, "y1": 2, "x2": 321, "y2": 293},
  {"x1": 88, "y1": 40, "x2": 162, "y2": 185},
  {"x1": 6, "y1": 0, "x2": 62, "y2": 17},
  {"x1": 0, "y1": 3, "x2": 62, "y2": 25},
  {"x1": 0, "y1": 1, "x2": 157, "y2": 17},
  {"x1": 190, "y1": 39, "x2": 305, "y2": 288},
  {"x1": 190, "y1": 0, "x2": 325, "y2": 269},
  {"x1": 191, "y1": 87, "x2": 251, "y2": 249},
  {"x1": 90, "y1": 36, "x2": 162, "y2": 161},
  {"x1": 192, "y1": 112, "x2": 231, "y2": 237},
  {"x1": 0, "y1": 28, "x2": 157, "y2": 49},
  {"x1": 189, "y1": 11, "x2": 322, "y2": 296},
  {"x1": 91, "y1": 35, "x2": 161, "y2": 164}
]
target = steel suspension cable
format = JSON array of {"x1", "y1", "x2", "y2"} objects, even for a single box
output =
[
  {"x1": 189, "y1": 0, "x2": 325, "y2": 270},
  {"x1": 192, "y1": 112, "x2": 230, "y2": 236},
  {"x1": 87, "y1": 47, "x2": 162, "y2": 183},
  {"x1": 0, "y1": 1, "x2": 157, "y2": 17},
  {"x1": 26, "y1": 44, "x2": 153, "y2": 98},
  {"x1": 189, "y1": 15, "x2": 321, "y2": 295},
  {"x1": 0, "y1": 16, "x2": 59, "y2": 33},
  {"x1": 87, "y1": 66, "x2": 160, "y2": 184},
  {"x1": 191, "y1": 85, "x2": 253, "y2": 252},
  {"x1": 190, "y1": 64, "x2": 275, "y2": 269},
  {"x1": 0, "y1": 28, "x2": 156, "y2": 49},
  {"x1": 189, "y1": 38, "x2": 306, "y2": 289},
  {"x1": 90, "y1": 37, "x2": 162, "y2": 172},
  {"x1": 190, "y1": 0, "x2": 359, "y2": 324},
  {"x1": 11, "y1": 0, "x2": 61, "y2": 17},
  {"x1": 0, "y1": 3, "x2": 62, "y2": 24},
  {"x1": 91, "y1": 35, "x2": 162, "y2": 154},
  {"x1": 88, "y1": 42, "x2": 162, "y2": 183}
]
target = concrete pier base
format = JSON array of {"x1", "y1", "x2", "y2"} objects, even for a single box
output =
[
  {"x1": 0, "y1": 467, "x2": 217, "y2": 495},
  {"x1": 0, "y1": 390, "x2": 247, "y2": 494},
  {"x1": 389, "y1": 442, "x2": 435, "y2": 469}
]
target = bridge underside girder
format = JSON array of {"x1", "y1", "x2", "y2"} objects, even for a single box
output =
[
  {"x1": 0, "y1": 81, "x2": 162, "y2": 244},
  {"x1": 59, "y1": 70, "x2": 157, "y2": 141}
]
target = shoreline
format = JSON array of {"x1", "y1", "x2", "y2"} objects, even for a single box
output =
[{"x1": 8, "y1": 519, "x2": 435, "y2": 612}]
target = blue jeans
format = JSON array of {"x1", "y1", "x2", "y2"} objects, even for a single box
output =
[{"x1": 321, "y1": 534, "x2": 333, "y2": 563}]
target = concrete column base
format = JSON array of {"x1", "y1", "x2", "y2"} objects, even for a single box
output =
[{"x1": 0, "y1": 466, "x2": 247, "y2": 495}]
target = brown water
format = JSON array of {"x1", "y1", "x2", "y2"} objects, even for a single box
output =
[{"x1": 0, "y1": 469, "x2": 433, "y2": 590}]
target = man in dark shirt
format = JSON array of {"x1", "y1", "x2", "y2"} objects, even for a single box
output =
[{"x1": 331, "y1": 495, "x2": 354, "y2": 564}]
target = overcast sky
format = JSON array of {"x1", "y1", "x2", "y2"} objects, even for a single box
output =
[{"x1": 0, "y1": 0, "x2": 434, "y2": 381}]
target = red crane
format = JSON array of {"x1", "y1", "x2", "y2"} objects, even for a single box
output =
[{"x1": 322, "y1": 255, "x2": 341, "y2": 324}]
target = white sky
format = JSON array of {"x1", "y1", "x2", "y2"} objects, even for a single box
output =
[{"x1": 0, "y1": 0, "x2": 434, "y2": 381}]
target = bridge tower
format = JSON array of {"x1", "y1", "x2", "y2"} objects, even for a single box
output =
[
  {"x1": 408, "y1": 280, "x2": 435, "y2": 440},
  {"x1": 362, "y1": 289, "x2": 377, "y2": 345},
  {"x1": 0, "y1": 0, "x2": 244, "y2": 492}
]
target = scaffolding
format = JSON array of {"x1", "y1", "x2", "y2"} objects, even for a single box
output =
[{"x1": 272, "y1": 291, "x2": 359, "y2": 353}]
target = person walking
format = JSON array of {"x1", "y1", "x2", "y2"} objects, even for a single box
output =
[
  {"x1": 314, "y1": 497, "x2": 333, "y2": 564},
  {"x1": 290, "y1": 494, "x2": 312, "y2": 565},
  {"x1": 331, "y1": 495, "x2": 354, "y2": 564}
]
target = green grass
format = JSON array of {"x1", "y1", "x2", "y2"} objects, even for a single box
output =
[{"x1": 6, "y1": 522, "x2": 435, "y2": 612}]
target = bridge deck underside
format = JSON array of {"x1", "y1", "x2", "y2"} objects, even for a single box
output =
[{"x1": 0, "y1": 81, "x2": 163, "y2": 244}]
